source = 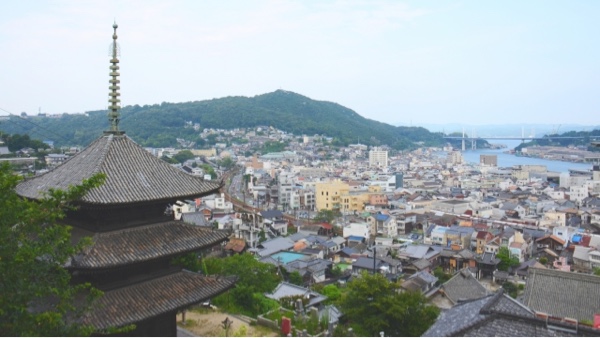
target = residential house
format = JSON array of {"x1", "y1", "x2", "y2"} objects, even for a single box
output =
[
  {"x1": 474, "y1": 231, "x2": 495, "y2": 255},
  {"x1": 265, "y1": 282, "x2": 327, "y2": 309},
  {"x1": 351, "y1": 256, "x2": 400, "y2": 275},
  {"x1": 284, "y1": 258, "x2": 332, "y2": 285},
  {"x1": 400, "y1": 271, "x2": 438, "y2": 295},
  {"x1": 535, "y1": 235, "x2": 566, "y2": 256},
  {"x1": 475, "y1": 252, "x2": 501, "y2": 279},
  {"x1": 439, "y1": 248, "x2": 477, "y2": 274},
  {"x1": 438, "y1": 269, "x2": 488, "y2": 306}
]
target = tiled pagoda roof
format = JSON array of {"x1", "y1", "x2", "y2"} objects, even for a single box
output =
[
  {"x1": 16, "y1": 134, "x2": 222, "y2": 205},
  {"x1": 82, "y1": 271, "x2": 236, "y2": 331},
  {"x1": 69, "y1": 221, "x2": 229, "y2": 269}
]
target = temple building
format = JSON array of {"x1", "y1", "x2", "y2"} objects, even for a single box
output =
[{"x1": 15, "y1": 23, "x2": 236, "y2": 336}]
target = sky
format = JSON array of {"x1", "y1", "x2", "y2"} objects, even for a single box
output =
[{"x1": 1, "y1": 0, "x2": 599, "y2": 127}]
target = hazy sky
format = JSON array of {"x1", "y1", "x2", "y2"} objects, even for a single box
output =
[{"x1": 1, "y1": 1, "x2": 599, "y2": 126}]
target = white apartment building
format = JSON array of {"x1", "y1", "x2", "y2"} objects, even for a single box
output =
[{"x1": 369, "y1": 147, "x2": 388, "y2": 168}]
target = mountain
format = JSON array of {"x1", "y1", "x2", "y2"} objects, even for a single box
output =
[{"x1": 0, "y1": 90, "x2": 445, "y2": 149}]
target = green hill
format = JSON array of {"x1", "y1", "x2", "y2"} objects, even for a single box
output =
[{"x1": 1, "y1": 90, "x2": 446, "y2": 149}]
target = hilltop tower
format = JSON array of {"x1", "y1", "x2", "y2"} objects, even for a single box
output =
[{"x1": 16, "y1": 24, "x2": 236, "y2": 336}]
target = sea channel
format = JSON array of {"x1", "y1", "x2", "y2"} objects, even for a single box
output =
[{"x1": 460, "y1": 140, "x2": 593, "y2": 174}]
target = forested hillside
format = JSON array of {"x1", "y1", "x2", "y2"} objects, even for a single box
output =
[{"x1": 1, "y1": 90, "x2": 445, "y2": 149}]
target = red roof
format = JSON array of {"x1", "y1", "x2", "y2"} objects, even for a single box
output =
[{"x1": 320, "y1": 222, "x2": 333, "y2": 230}]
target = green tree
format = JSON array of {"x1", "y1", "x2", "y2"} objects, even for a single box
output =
[
  {"x1": 200, "y1": 164, "x2": 217, "y2": 179},
  {"x1": 160, "y1": 155, "x2": 178, "y2": 164},
  {"x1": 339, "y1": 272, "x2": 439, "y2": 337},
  {"x1": 218, "y1": 156, "x2": 235, "y2": 170},
  {"x1": 433, "y1": 266, "x2": 452, "y2": 285},
  {"x1": 203, "y1": 253, "x2": 281, "y2": 316},
  {"x1": 321, "y1": 284, "x2": 342, "y2": 304},
  {"x1": 0, "y1": 163, "x2": 105, "y2": 336},
  {"x1": 172, "y1": 150, "x2": 195, "y2": 164},
  {"x1": 593, "y1": 267, "x2": 600, "y2": 276},
  {"x1": 313, "y1": 209, "x2": 341, "y2": 224},
  {"x1": 288, "y1": 271, "x2": 304, "y2": 286},
  {"x1": 497, "y1": 247, "x2": 520, "y2": 271}
]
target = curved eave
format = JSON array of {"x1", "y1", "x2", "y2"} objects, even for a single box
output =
[{"x1": 69, "y1": 222, "x2": 230, "y2": 270}]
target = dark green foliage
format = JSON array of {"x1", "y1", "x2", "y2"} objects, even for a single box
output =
[
  {"x1": 496, "y1": 247, "x2": 520, "y2": 271},
  {"x1": 338, "y1": 272, "x2": 439, "y2": 337},
  {"x1": 515, "y1": 128, "x2": 600, "y2": 151},
  {"x1": 172, "y1": 150, "x2": 195, "y2": 164},
  {"x1": 160, "y1": 155, "x2": 178, "y2": 164},
  {"x1": 203, "y1": 253, "x2": 282, "y2": 316},
  {"x1": 170, "y1": 252, "x2": 202, "y2": 272},
  {"x1": 313, "y1": 209, "x2": 341, "y2": 223},
  {"x1": 502, "y1": 282, "x2": 518, "y2": 298},
  {"x1": 199, "y1": 164, "x2": 216, "y2": 179},
  {"x1": 261, "y1": 141, "x2": 287, "y2": 153},
  {"x1": 218, "y1": 156, "x2": 235, "y2": 170},
  {"x1": 287, "y1": 271, "x2": 304, "y2": 286},
  {"x1": 0, "y1": 163, "x2": 105, "y2": 336},
  {"x1": 0, "y1": 90, "x2": 447, "y2": 149},
  {"x1": 321, "y1": 284, "x2": 342, "y2": 304},
  {"x1": 433, "y1": 266, "x2": 453, "y2": 285},
  {"x1": 1, "y1": 133, "x2": 50, "y2": 152}
]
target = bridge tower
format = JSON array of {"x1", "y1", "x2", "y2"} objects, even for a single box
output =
[
  {"x1": 462, "y1": 128, "x2": 466, "y2": 151},
  {"x1": 471, "y1": 129, "x2": 477, "y2": 150}
]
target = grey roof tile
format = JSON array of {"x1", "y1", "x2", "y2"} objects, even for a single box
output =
[
  {"x1": 70, "y1": 222, "x2": 229, "y2": 269},
  {"x1": 522, "y1": 268, "x2": 600, "y2": 321},
  {"x1": 16, "y1": 134, "x2": 222, "y2": 205},
  {"x1": 82, "y1": 271, "x2": 236, "y2": 330},
  {"x1": 442, "y1": 269, "x2": 488, "y2": 304}
]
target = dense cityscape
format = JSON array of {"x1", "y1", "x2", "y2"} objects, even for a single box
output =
[{"x1": 3, "y1": 9, "x2": 600, "y2": 337}]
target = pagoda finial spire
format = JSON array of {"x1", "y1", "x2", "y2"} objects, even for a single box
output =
[{"x1": 106, "y1": 22, "x2": 124, "y2": 134}]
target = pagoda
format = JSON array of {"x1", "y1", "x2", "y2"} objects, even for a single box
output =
[{"x1": 16, "y1": 23, "x2": 236, "y2": 336}]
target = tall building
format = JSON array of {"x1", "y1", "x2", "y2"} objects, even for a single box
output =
[
  {"x1": 369, "y1": 147, "x2": 388, "y2": 168},
  {"x1": 446, "y1": 150, "x2": 463, "y2": 166},
  {"x1": 15, "y1": 24, "x2": 236, "y2": 336},
  {"x1": 480, "y1": 154, "x2": 498, "y2": 166}
]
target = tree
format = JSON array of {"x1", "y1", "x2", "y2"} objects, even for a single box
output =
[
  {"x1": 0, "y1": 163, "x2": 105, "y2": 336},
  {"x1": 433, "y1": 266, "x2": 452, "y2": 285},
  {"x1": 203, "y1": 253, "x2": 281, "y2": 316},
  {"x1": 321, "y1": 284, "x2": 342, "y2": 304},
  {"x1": 593, "y1": 267, "x2": 600, "y2": 276},
  {"x1": 313, "y1": 209, "x2": 341, "y2": 224},
  {"x1": 218, "y1": 156, "x2": 235, "y2": 170},
  {"x1": 496, "y1": 247, "x2": 520, "y2": 271},
  {"x1": 338, "y1": 272, "x2": 439, "y2": 337},
  {"x1": 287, "y1": 271, "x2": 304, "y2": 286},
  {"x1": 172, "y1": 150, "x2": 195, "y2": 164}
]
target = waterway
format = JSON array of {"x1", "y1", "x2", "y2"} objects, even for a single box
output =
[{"x1": 460, "y1": 140, "x2": 592, "y2": 173}]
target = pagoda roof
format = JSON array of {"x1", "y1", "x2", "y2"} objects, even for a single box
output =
[
  {"x1": 69, "y1": 221, "x2": 229, "y2": 269},
  {"x1": 82, "y1": 270, "x2": 236, "y2": 331},
  {"x1": 16, "y1": 134, "x2": 222, "y2": 205}
]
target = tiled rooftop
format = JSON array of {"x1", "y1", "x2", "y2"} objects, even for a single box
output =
[
  {"x1": 16, "y1": 134, "x2": 222, "y2": 205},
  {"x1": 69, "y1": 222, "x2": 229, "y2": 269},
  {"x1": 522, "y1": 268, "x2": 600, "y2": 321},
  {"x1": 82, "y1": 271, "x2": 236, "y2": 330}
]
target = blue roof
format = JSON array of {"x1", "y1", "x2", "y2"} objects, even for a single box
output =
[
  {"x1": 341, "y1": 247, "x2": 356, "y2": 255},
  {"x1": 348, "y1": 235, "x2": 365, "y2": 242},
  {"x1": 572, "y1": 234, "x2": 582, "y2": 243},
  {"x1": 375, "y1": 214, "x2": 390, "y2": 221}
]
